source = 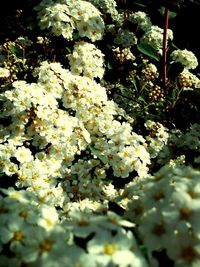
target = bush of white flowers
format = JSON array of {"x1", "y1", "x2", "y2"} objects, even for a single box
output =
[{"x1": 1, "y1": 0, "x2": 200, "y2": 267}]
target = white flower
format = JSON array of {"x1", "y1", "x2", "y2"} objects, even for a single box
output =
[
  {"x1": 87, "y1": 228, "x2": 148, "y2": 267},
  {"x1": 38, "y1": 206, "x2": 59, "y2": 230},
  {"x1": 125, "y1": 164, "x2": 200, "y2": 266},
  {"x1": 171, "y1": 49, "x2": 198, "y2": 69},
  {"x1": 68, "y1": 41, "x2": 105, "y2": 79},
  {"x1": 75, "y1": 1, "x2": 105, "y2": 42},
  {"x1": 130, "y1": 11, "x2": 152, "y2": 31},
  {"x1": 14, "y1": 147, "x2": 33, "y2": 163},
  {"x1": 35, "y1": 0, "x2": 105, "y2": 41},
  {"x1": 63, "y1": 210, "x2": 99, "y2": 238},
  {"x1": 0, "y1": 67, "x2": 10, "y2": 78}
]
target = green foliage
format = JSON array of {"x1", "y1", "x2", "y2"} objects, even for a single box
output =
[
  {"x1": 88, "y1": 145, "x2": 107, "y2": 164},
  {"x1": 137, "y1": 42, "x2": 160, "y2": 61},
  {"x1": 158, "y1": 6, "x2": 177, "y2": 18}
]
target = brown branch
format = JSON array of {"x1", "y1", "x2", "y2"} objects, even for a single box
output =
[{"x1": 162, "y1": 7, "x2": 169, "y2": 89}]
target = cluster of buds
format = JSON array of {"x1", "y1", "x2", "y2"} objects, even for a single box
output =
[
  {"x1": 126, "y1": 69, "x2": 137, "y2": 82},
  {"x1": 112, "y1": 47, "x2": 135, "y2": 64},
  {"x1": 149, "y1": 85, "x2": 164, "y2": 102},
  {"x1": 142, "y1": 63, "x2": 159, "y2": 81},
  {"x1": 146, "y1": 121, "x2": 162, "y2": 138},
  {"x1": 178, "y1": 69, "x2": 199, "y2": 89}
]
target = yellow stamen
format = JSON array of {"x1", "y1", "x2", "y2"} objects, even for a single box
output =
[
  {"x1": 12, "y1": 230, "x2": 24, "y2": 241},
  {"x1": 103, "y1": 243, "x2": 117, "y2": 255},
  {"x1": 39, "y1": 239, "x2": 53, "y2": 252}
]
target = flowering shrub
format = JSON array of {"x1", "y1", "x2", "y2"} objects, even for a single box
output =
[
  {"x1": 35, "y1": 0, "x2": 105, "y2": 41},
  {"x1": 1, "y1": 0, "x2": 200, "y2": 266},
  {"x1": 122, "y1": 164, "x2": 200, "y2": 267},
  {"x1": 68, "y1": 41, "x2": 105, "y2": 79}
]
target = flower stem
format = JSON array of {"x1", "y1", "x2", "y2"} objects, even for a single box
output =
[{"x1": 162, "y1": 7, "x2": 169, "y2": 89}]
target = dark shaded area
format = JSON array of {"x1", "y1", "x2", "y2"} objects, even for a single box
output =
[
  {"x1": 0, "y1": 174, "x2": 18, "y2": 189},
  {"x1": 0, "y1": 0, "x2": 40, "y2": 43},
  {"x1": 159, "y1": 0, "x2": 200, "y2": 11},
  {"x1": 168, "y1": 90, "x2": 200, "y2": 130},
  {"x1": 108, "y1": 201, "x2": 125, "y2": 215},
  {"x1": 153, "y1": 250, "x2": 174, "y2": 267}
]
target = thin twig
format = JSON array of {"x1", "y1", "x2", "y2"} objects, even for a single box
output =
[{"x1": 162, "y1": 7, "x2": 169, "y2": 89}]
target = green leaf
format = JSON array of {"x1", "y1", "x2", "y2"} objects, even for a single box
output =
[
  {"x1": 107, "y1": 62, "x2": 113, "y2": 70},
  {"x1": 9, "y1": 44, "x2": 21, "y2": 55},
  {"x1": 158, "y1": 6, "x2": 177, "y2": 18},
  {"x1": 88, "y1": 145, "x2": 107, "y2": 164},
  {"x1": 132, "y1": 2, "x2": 146, "y2": 8},
  {"x1": 137, "y1": 96, "x2": 147, "y2": 104},
  {"x1": 172, "y1": 85, "x2": 180, "y2": 100},
  {"x1": 131, "y1": 78, "x2": 138, "y2": 91},
  {"x1": 137, "y1": 42, "x2": 160, "y2": 61},
  {"x1": 72, "y1": 32, "x2": 79, "y2": 40},
  {"x1": 71, "y1": 173, "x2": 78, "y2": 179},
  {"x1": 168, "y1": 62, "x2": 184, "y2": 80},
  {"x1": 65, "y1": 47, "x2": 72, "y2": 54}
]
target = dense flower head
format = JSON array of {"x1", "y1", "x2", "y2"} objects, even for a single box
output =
[
  {"x1": 0, "y1": 67, "x2": 10, "y2": 78},
  {"x1": 35, "y1": 0, "x2": 105, "y2": 41},
  {"x1": 123, "y1": 164, "x2": 200, "y2": 267},
  {"x1": 140, "y1": 25, "x2": 173, "y2": 55},
  {"x1": 178, "y1": 68, "x2": 200, "y2": 89},
  {"x1": 171, "y1": 49, "x2": 198, "y2": 70},
  {"x1": 145, "y1": 120, "x2": 169, "y2": 158},
  {"x1": 68, "y1": 41, "x2": 105, "y2": 79},
  {"x1": 141, "y1": 63, "x2": 159, "y2": 81},
  {"x1": 112, "y1": 47, "x2": 136, "y2": 64},
  {"x1": 0, "y1": 59, "x2": 151, "y2": 202},
  {"x1": 114, "y1": 29, "x2": 137, "y2": 48},
  {"x1": 129, "y1": 11, "x2": 152, "y2": 31},
  {"x1": 88, "y1": 0, "x2": 119, "y2": 21}
]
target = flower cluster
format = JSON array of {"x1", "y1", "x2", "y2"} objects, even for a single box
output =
[
  {"x1": 145, "y1": 120, "x2": 169, "y2": 158},
  {"x1": 112, "y1": 47, "x2": 136, "y2": 64},
  {"x1": 140, "y1": 25, "x2": 173, "y2": 55},
  {"x1": 129, "y1": 11, "x2": 152, "y2": 31},
  {"x1": 141, "y1": 63, "x2": 159, "y2": 81},
  {"x1": 88, "y1": 0, "x2": 119, "y2": 21},
  {"x1": 35, "y1": 0, "x2": 105, "y2": 41},
  {"x1": 178, "y1": 68, "x2": 200, "y2": 89},
  {"x1": 122, "y1": 164, "x2": 200, "y2": 267},
  {"x1": 0, "y1": 67, "x2": 10, "y2": 78},
  {"x1": 0, "y1": 189, "x2": 69, "y2": 267},
  {"x1": 0, "y1": 60, "x2": 150, "y2": 202},
  {"x1": 93, "y1": 122, "x2": 150, "y2": 178},
  {"x1": 171, "y1": 49, "x2": 198, "y2": 70},
  {"x1": 1, "y1": 0, "x2": 200, "y2": 266},
  {"x1": 170, "y1": 123, "x2": 200, "y2": 151},
  {"x1": 114, "y1": 29, "x2": 137, "y2": 48},
  {"x1": 68, "y1": 41, "x2": 105, "y2": 79},
  {"x1": 0, "y1": 188, "x2": 149, "y2": 267}
]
